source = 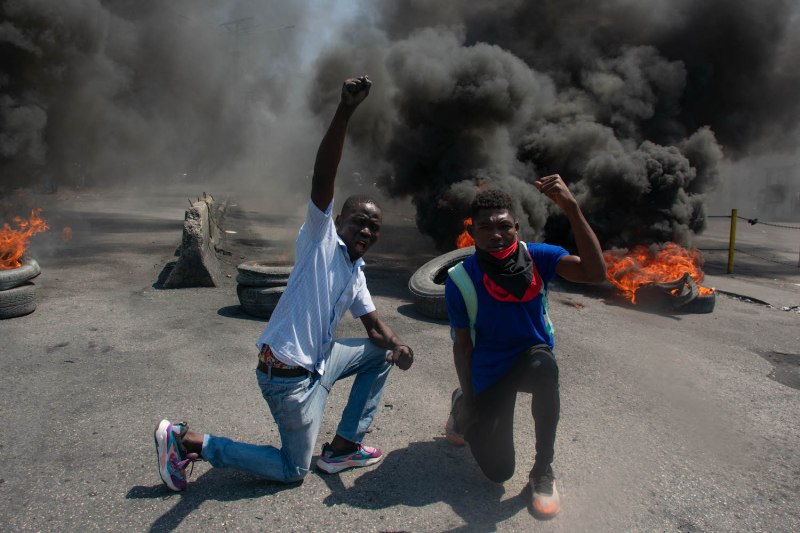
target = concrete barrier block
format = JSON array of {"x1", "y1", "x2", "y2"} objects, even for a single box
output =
[{"x1": 162, "y1": 194, "x2": 224, "y2": 288}]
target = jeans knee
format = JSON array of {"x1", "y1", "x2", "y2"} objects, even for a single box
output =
[{"x1": 283, "y1": 465, "x2": 309, "y2": 483}]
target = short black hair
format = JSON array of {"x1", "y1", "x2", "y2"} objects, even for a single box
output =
[
  {"x1": 471, "y1": 189, "x2": 514, "y2": 220},
  {"x1": 341, "y1": 194, "x2": 381, "y2": 215}
]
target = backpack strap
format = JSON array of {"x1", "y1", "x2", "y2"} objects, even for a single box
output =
[
  {"x1": 446, "y1": 242, "x2": 555, "y2": 345},
  {"x1": 447, "y1": 262, "x2": 477, "y2": 345}
]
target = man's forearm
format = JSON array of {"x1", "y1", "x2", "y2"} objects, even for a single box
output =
[
  {"x1": 310, "y1": 103, "x2": 355, "y2": 210},
  {"x1": 362, "y1": 312, "x2": 404, "y2": 350},
  {"x1": 453, "y1": 342, "x2": 474, "y2": 405},
  {"x1": 564, "y1": 203, "x2": 607, "y2": 282}
]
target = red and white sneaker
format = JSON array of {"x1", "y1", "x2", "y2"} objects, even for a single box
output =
[{"x1": 530, "y1": 465, "x2": 561, "y2": 519}]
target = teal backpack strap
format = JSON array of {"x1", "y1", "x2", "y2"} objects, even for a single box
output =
[
  {"x1": 521, "y1": 240, "x2": 556, "y2": 340},
  {"x1": 447, "y1": 262, "x2": 477, "y2": 345},
  {"x1": 541, "y1": 285, "x2": 555, "y2": 338}
]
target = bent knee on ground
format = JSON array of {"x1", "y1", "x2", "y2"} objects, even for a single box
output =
[
  {"x1": 480, "y1": 462, "x2": 515, "y2": 483},
  {"x1": 282, "y1": 465, "x2": 310, "y2": 483}
]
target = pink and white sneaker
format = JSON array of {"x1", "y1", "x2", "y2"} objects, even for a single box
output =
[{"x1": 316, "y1": 442, "x2": 383, "y2": 474}]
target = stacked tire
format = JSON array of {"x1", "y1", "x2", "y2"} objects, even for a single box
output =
[
  {"x1": 0, "y1": 257, "x2": 40, "y2": 319},
  {"x1": 236, "y1": 260, "x2": 293, "y2": 319},
  {"x1": 408, "y1": 247, "x2": 474, "y2": 320}
]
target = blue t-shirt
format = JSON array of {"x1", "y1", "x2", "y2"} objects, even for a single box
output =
[{"x1": 445, "y1": 242, "x2": 568, "y2": 394}]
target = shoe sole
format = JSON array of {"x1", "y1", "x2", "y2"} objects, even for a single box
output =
[
  {"x1": 315, "y1": 454, "x2": 382, "y2": 474},
  {"x1": 154, "y1": 419, "x2": 180, "y2": 492},
  {"x1": 531, "y1": 483, "x2": 561, "y2": 520}
]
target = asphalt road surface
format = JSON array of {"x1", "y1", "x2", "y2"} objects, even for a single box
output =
[{"x1": 1, "y1": 186, "x2": 799, "y2": 532}]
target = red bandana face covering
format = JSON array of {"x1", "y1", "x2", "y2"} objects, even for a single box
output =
[{"x1": 476, "y1": 239, "x2": 542, "y2": 302}]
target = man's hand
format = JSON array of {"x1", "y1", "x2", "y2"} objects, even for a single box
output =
[
  {"x1": 340, "y1": 75, "x2": 371, "y2": 108},
  {"x1": 534, "y1": 174, "x2": 578, "y2": 212},
  {"x1": 386, "y1": 344, "x2": 414, "y2": 370}
]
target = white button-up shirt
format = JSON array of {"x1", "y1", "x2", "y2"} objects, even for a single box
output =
[{"x1": 256, "y1": 199, "x2": 375, "y2": 375}]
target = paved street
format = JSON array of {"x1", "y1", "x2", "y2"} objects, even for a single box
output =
[{"x1": 1, "y1": 186, "x2": 799, "y2": 532}]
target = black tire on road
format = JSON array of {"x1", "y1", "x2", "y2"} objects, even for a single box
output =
[
  {"x1": 236, "y1": 261, "x2": 293, "y2": 287},
  {"x1": 0, "y1": 282, "x2": 37, "y2": 319},
  {"x1": 0, "y1": 257, "x2": 41, "y2": 291},
  {"x1": 237, "y1": 284, "x2": 285, "y2": 319},
  {"x1": 679, "y1": 292, "x2": 716, "y2": 314},
  {"x1": 408, "y1": 246, "x2": 474, "y2": 320}
]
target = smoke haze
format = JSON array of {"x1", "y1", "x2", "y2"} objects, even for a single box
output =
[
  {"x1": 0, "y1": 0, "x2": 348, "y2": 197},
  {"x1": 2, "y1": 0, "x2": 799, "y2": 248}
]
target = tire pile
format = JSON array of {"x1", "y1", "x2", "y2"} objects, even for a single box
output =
[
  {"x1": 408, "y1": 247, "x2": 474, "y2": 320},
  {"x1": 236, "y1": 260, "x2": 293, "y2": 319},
  {"x1": 0, "y1": 257, "x2": 41, "y2": 319}
]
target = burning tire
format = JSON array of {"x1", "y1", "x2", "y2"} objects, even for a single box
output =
[
  {"x1": 236, "y1": 260, "x2": 293, "y2": 287},
  {"x1": 237, "y1": 285, "x2": 285, "y2": 319},
  {"x1": 409, "y1": 246, "x2": 475, "y2": 320},
  {"x1": 679, "y1": 292, "x2": 716, "y2": 314},
  {"x1": 0, "y1": 282, "x2": 37, "y2": 319},
  {"x1": 634, "y1": 273, "x2": 716, "y2": 314},
  {"x1": 0, "y1": 257, "x2": 41, "y2": 291}
]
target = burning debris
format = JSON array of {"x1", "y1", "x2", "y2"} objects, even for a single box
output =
[
  {"x1": 604, "y1": 242, "x2": 716, "y2": 312},
  {"x1": 0, "y1": 208, "x2": 47, "y2": 318},
  {"x1": 0, "y1": 209, "x2": 48, "y2": 270},
  {"x1": 455, "y1": 218, "x2": 474, "y2": 249}
]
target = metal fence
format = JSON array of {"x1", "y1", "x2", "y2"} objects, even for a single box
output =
[{"x1": 707, "y1": 210, "x2": 800, "y2": 272}]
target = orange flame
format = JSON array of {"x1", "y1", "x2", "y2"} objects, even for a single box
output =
[
  {"x1": 604, "y1": 242, "x2": 714, "y2": 303},
  {"x1": 456, "y1": 218, "x2": 474, "y2": 248},
  {"x1": 62, "y1": 226, "x2": 73, "y2": 242},
  {"x1": 0, "y1": 208, "x2": 49, "y2": 270}
]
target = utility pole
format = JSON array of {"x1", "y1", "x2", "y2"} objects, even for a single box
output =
[{"x1": 220, "y1": 17, "x2": 255, "y2": 79}]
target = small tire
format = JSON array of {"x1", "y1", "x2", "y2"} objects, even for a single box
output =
[
  {"x1": 678, "y1": 292, "x2": 716, "y2": 314},
  {"x1": 0, "y1": 282, "x2": 37, "y2": 319},
  {"x1": 237, "y1": 284, "x2": 285, "y2": 319},
  {"x1": 236, "y1": 261, "x2": 293, "y2": 287},
  {"x1": 408, "y1": 247, "x2": 474, "y2": 320},
  {"x1": 0, "y1": 257, "x2": 41, "y2": 291}
]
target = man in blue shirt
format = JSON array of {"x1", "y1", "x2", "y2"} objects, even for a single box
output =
[
  {"x1": 445, "y1": 180, "x2": 606, "y2": 519},
  {"x1": 154, "y1": 76, "x2": 414, "y2": 491}
]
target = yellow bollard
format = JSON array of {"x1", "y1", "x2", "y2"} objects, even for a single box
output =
[{"x1": 727, "y1": 208, "x2": 737, "y2": 274}]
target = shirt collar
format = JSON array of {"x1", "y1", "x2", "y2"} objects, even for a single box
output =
[{"x1": 336, "y1": 235, "x2": 366, "y2": 271}]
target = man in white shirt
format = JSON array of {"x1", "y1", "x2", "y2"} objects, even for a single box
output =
[{"x1": 154, "y1": 76, "x2": 414, "y2": 491}]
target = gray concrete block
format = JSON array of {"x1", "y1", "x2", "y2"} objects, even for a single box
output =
[{"x1": 162, "y1": 194, "x2": 225, "y2": 288}]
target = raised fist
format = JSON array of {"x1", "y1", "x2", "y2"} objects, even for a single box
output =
[{"x1": 340, "y1": 75, "x2": 371, "y2": 108}]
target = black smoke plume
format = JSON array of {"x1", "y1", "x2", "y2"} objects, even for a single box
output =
[
  {"x1": 312, "y1": 0, "x2": 798, "y2": 250},
  {"x1": 0, "y1": 0, "x2": 314, "y2": 190}
]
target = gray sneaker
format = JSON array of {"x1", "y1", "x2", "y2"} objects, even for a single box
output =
[{"x1": 445, "y1": 388, "x2": 466, "y2": 446}]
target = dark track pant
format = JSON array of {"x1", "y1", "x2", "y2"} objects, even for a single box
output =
[{"x1": 464, "y1": 345, "x2": 560, "y2": 483}]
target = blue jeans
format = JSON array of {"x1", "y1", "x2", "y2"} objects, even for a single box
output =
[{"x1": 201, "y1": 338, "x2": 392, "y2": 482}]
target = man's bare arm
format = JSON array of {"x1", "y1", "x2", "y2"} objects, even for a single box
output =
[
  {"x1": 535, "y1": 174, "x2": 607, "y2": 283},
  {"x1": 360, "y1": 310, "x2": 414, "y2": 370},
  {"x1": 452, "y1": 327, "x2": 474, "y2": 409},
  {"x1": 310, "y1": 76, "x2": 371, "y2": 212}
]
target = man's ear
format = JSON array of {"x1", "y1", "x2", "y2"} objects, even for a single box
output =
[
  {"x1": 515, "y1": 221, "x2": 520, "y2": 232},
  {"x1": 334, "y1": 213, "x2": 342, "y2": 229}
]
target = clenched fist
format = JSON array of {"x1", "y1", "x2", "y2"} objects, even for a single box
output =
[
  {"x1": 534, "y1": 173, "x2": 578, "y2": 212},
  {"x1": 341, "y1": 75, "x2": 371, "y2": 108}
]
